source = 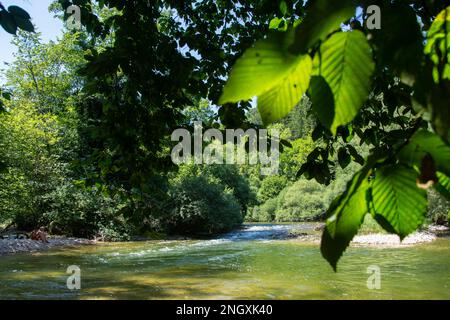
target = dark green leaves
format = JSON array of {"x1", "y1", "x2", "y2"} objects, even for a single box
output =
[
  {"x1": 371, "y1": 3, "x2": 423, "y2": 79},
  {"x1": 0, "y1": 10, "x2": 17, "y2": 34},
  {"x1": 311, "y1": 31, "x2": 375, "y2": 134},
  {"x1": 290, "y1": 0, "x2": 355, "y2": 54},
  {"x1": 338, "y1": 147, "x2": 351, "y2": 169},
  {"x1": 347, "y1": 145, "x2": 365, "y2": 165},
  {"x1": 398, "y1": 130, "x2": 450, "y2": 177},
  {"x1": 0, "y1": 6, "x2": 34, "y2": 34},
  {"x1": 8, "y1": 6, "x2": 31, "y2": 19},
  {"x1": 372, "y1": 165, "x2": 428, "y2": 239}
]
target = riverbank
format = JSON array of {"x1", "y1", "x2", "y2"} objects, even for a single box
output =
[
  {"x1": 0, "y1": 237, "x2": 94, "y2": 256},
  {"x1": 290, "y1": 224, "x2": 449, "y2": 246},
  {"x1": 0, "y1": 224, "x2": 448, "y2": 256}
]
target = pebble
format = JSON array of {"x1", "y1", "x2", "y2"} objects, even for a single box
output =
[
  {"x1": 352, "y1": 232, "x2": 437, "y2": 246},
  {"x1": 0, "y1": 237, "x2": 93, "y2": 256}
]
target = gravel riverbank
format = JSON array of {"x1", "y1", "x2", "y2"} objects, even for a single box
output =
[
  {"x1": 292, "y1": 224, "x2": 449, "y2": 246},
  {"x1": 351, "y1": 231, "x2": 437, "y2": 246},
  {"x1": 0, "y1": 237, "x2": 94, "y2": 256},
  {"x1": 0, "y1": 225, "x2": 448, "y2": 256}
]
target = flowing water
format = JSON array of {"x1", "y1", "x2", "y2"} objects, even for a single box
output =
[{"x1": 0, "y1": 223, "x2": 449, "y2": 300}]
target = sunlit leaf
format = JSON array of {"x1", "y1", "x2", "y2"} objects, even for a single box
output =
[
  {"x1": 321, "y1": 166, "x2": 370, "y2": 271},
  {"x1": 290, "y1": 0, "x2": 355, "y2": 54},
  {"x1": 398, "y1": 130, "x2": 450, "y2": 177},
  {"x1": 219, "y1": 32, "x2": 296, "y2": 104},
  {"x1": 257, "y1": 54, "x2": 312, "y2": 124},
  {"x1": 435, "y1": 172, "x2": 450, "y2": 201},
  {"x1": 312, "y1": 31, "x2": 374, "y2": 134},
  {"x1": 372, "y1": 165, "x2": 427, "y2": 240},
  {"x1": 425, "y1": 6, "x2": 450, "y2": 82},
  {"x1": 220, "y1": 31, "x2": 312, "y2": 125}
]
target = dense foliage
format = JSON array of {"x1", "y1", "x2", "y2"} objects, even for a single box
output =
[
  {"x1": 221, "y1": 0, "x2": 450, "y2": 269},
  {"x1": 0, "y1": 1, "x2": 449, "y2": 271}
]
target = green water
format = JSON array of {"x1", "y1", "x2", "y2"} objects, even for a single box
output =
[{"x1": 0, "y1": 224, "x2": 449, "y2": 300}]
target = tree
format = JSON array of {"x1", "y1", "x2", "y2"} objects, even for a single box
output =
[
  {"x1": 48, "y1": 0, "x2": 301, "y2": 229},
  {"x1": 0, "y1": 30, "x2": 129, "y2": 238},
  {"x1": 220, "y1": 0, "x2": 450, "y2": 270}
]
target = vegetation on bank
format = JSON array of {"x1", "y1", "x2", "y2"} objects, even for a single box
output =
[{"x1": 0, "y1": 1, "x2": 450, "y2": 271}]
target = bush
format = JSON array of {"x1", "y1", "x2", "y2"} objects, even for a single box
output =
[
  {"x1": 258, "y1": 198, "x2": 278, "y2": 222},
  {"x1": 427, "y1": 189, "x2": 450, "y2": 226},
  {"x1": 257, "y1": 175, "x2": 288, "y2": 203},
  {"x1": 274, "y1": 179, "x2": 327, "y2": 222},
  {"x1": 167, "y1": 165, "x2": 244, "y2": 235},
  {"x1": 249, "y1": 162, "x2": 364, "y2": 223}
]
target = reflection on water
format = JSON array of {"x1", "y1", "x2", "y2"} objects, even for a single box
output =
[{"x1": 0, "y1": 224, "x2": 449, "y2": 300}]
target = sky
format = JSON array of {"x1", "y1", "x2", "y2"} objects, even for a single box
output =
[{"x1": 0, "y1": 0, "x2": 64, "y2": 68}]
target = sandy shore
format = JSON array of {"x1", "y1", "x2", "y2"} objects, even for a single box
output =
[
  {"x1": 351, "y1": 232, "x2": 437, "y2": 246},
  {"x1": 0, "y1": 237, "x2": 93, "y2": 256},
  {"x1": 292, "y1": 225, "x2": 449, "y2": 246}
]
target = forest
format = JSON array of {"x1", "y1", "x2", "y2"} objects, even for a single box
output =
[{"x1": 0, "y1": 0, "x2": 449, "y2": 274}]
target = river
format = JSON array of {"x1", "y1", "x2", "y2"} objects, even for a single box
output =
[{"x1": 0, "y1": 223, "x2": 449, "y2": 299}]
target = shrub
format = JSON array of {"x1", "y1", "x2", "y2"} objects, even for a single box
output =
[
  {"x1": 43, "y1": 182, "x2": 129, "y2": 238},
  {"x1": 274, "y1": 179, "x2": 327, "y2": 222},
  {"x1": 427, "y1": 189, "x2": 450, "y2": 226},
  {"x1": 167, "y1": 165, "x2": 243, "y2": 235},
  {"x1": 257, "y1": 175, "x2": 289, "y2": 203},
  {"x1": 258, "y1": 198, "x2": 278, "y2": 222}
]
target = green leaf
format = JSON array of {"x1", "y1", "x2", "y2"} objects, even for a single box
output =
[
  {"x1": 338, "y1": 147, "x2": 351, "y2": 169},
  {"x1": 425, "y1": 6, "x2": 450, "y2": 83},
  {"x1": 257, "y1": 54, "x2": 312, "y2": 124},
  {"x1": 398, "y1": 130, "x2": 450, "y2": 177},
  {"x1": 279, "y1": 1, "x2": 288, "y2": 16},
  {"x1": 14, "y1": 16, "x2": 34, "y2": 32},
  {"x1": 435, "y1": 172, "x2": 450, "y2": 201},
  {"x1": 220, "y1": 32, "x2": 312, "y2": 125},
  {"x1": 290, "y1": 0, "x2": 355, "y2": 54},
  {"x1": 372, "y1": 165, "x2": 428, "y2": 240},
  {"x1": 347, "y1": 144, "x2": 365, "y2": 165},
  {"x1": 219, "y1": 32, "x2": 294, "y2": 104},
  {"x1": 321, "y1": 166, "x2": 370, "y2": 271},
  {"x1": 269, "y1": 17, "x2": 286, "y2": 31},
  {"x1": 371, "y1": 3, "x2": 423, "y2": 79},
  {"x1": 219, "y1": 31, "x2": 312, "y2": 125},
  {"x1": 7, "y1": 6, "x2": 31, "y2": 19},
  {"x1": 309, "y1": 75, "x2": 334, "y2": 129},
  {"x1": 1, "y1": 91, "x2": 11, "y2": 100},
  {"x1": 312, "y1": 31, "x2": 374, "y2": 134},
  {"x1": 0, "y1": 10, "x2": 18, "y2": 35}
]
